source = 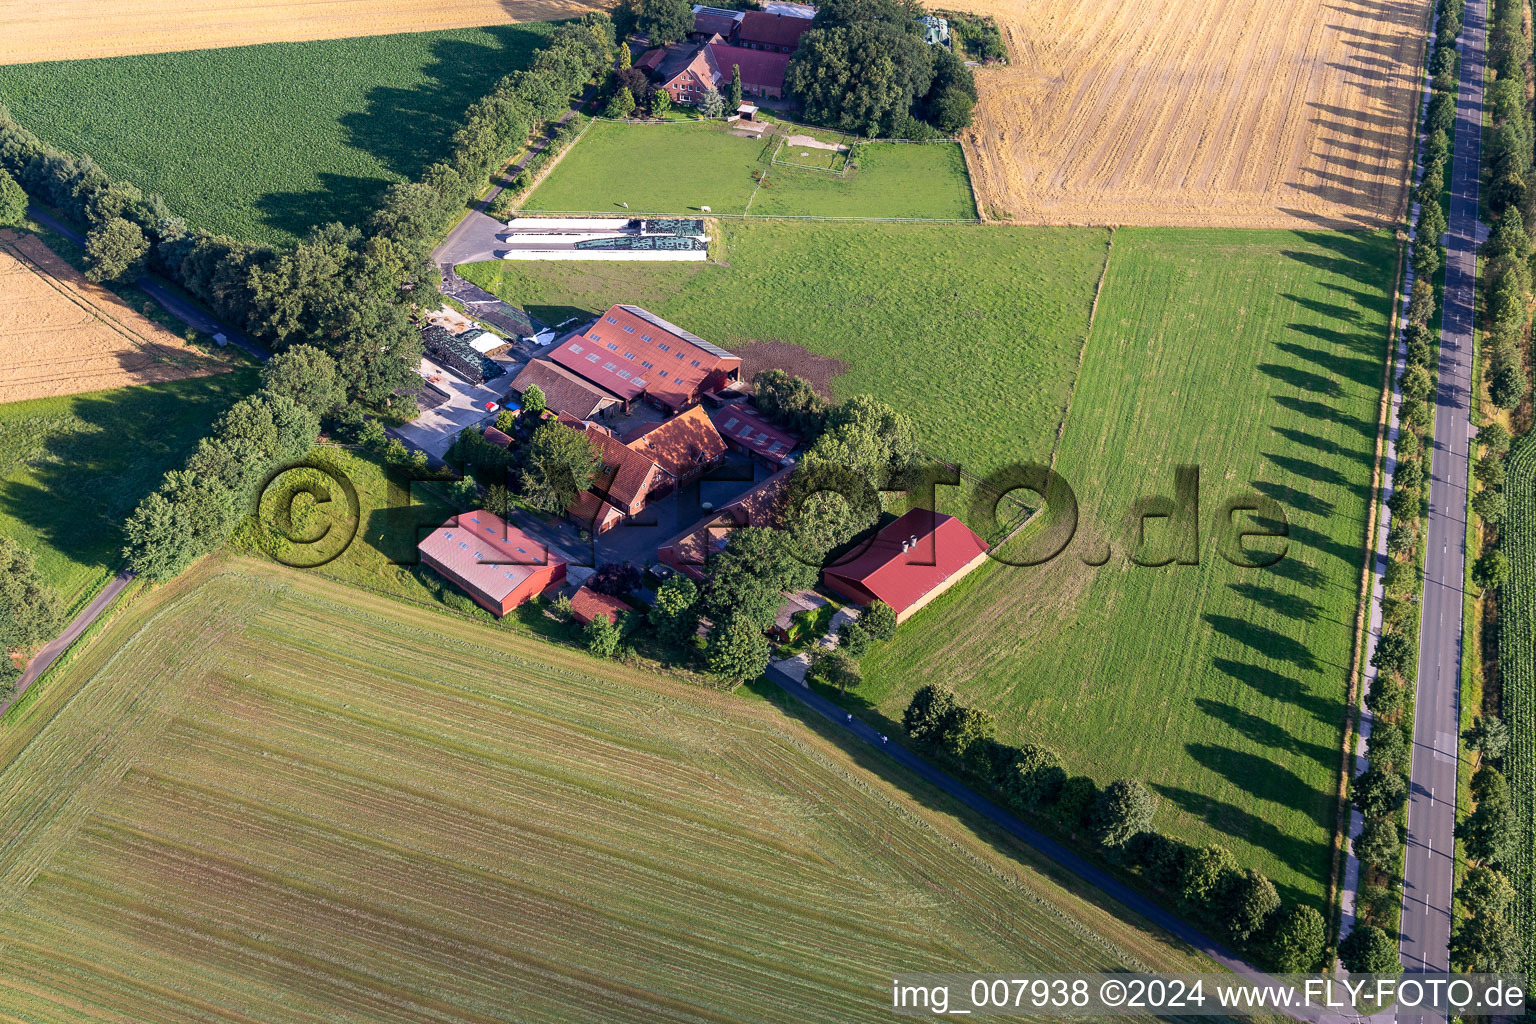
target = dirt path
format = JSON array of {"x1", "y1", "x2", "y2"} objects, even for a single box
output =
[{"x1": 953, "y1": 0, "x2": 1433, "y2": 228}]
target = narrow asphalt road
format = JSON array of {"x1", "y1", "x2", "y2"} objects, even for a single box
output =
[
  {"x1": 761, "y1": 666, "x2": 1365, "y2": 1024},
  {"x1": 1399, "y1": 0, "x2": 1484, "y2": 990},
  {"x1": 434, "y1": 91, "x2": 594, "y2": 273},
  {"x1": 0, "y1": 571, "x2": 134, "y2": 720},
  {"x1": 26, "y1": 204, "x2": 269, "y2": 363}
]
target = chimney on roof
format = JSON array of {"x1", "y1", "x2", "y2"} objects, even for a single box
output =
[{"x1": 909, "y1": 535, "x2": 918, "y2": 547}]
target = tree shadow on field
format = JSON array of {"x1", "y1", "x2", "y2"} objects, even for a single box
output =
[
  {"x1": 1322, "y1": 0, "x2": 1427, "y2": 31},
  {"x1": 1253, "y1": 477, "x2": 1337, "y2": 518},
  {"x1": 1213, "y1": 656, "x2": 1338, "y2": 725},
  {"x1": 1185, "y1": 744, "x2": 1333, "y2": 832},
  {"x1": 1278, "y1": 336, "x2": 1381, "y2": 387},
  {"x1": 256, "y1": 173, "x2": 395, "y2": 241},
  {"x1": 1228, "y1": 582, "x2": 1322, "y2": 622},
  {"x1": 0, "y1": 371, "x2": 256, "y2": 590},
  {"x1": 1274, "y1": 394, "x2": 1378, "y2": 438},
  {"x1": 1204, "y1": 614, "x2": 1319, "y2": 670},
  {"x1": 1151, "y1": 783, "x2": 1323, "y2": 908},
  {"x1": 1270, "y1": 425, "x2": 1373, "y2": 468},
  {"x1": 1193, "y1": 699, "x2": 1336, "y2": 771},
  {"x1": 343, "y1": 27, "x2": 551, "y2": 179},
  {"x1": 252, "y1": 25, "x2": 551, "y2": 239},
  {"x1": 1258, "y1": 361, "x2": 1341, "y2": 396}
]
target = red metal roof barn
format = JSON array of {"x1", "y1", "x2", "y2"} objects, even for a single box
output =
[
  {"x1": 418, "y1": 511, "x2": 566, "y2": 617},
  {"x1": 821, "y1": 508, "x2": 989, "y2": 622}
]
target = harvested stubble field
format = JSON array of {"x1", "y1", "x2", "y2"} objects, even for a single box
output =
[
  {"x1": 859, "y1": 229, "x2": 1399, "y2": 905},
  {"x1": 950, "y1": 0, "x2": 1432, "y2": 228},
  {"x1": 0, "y1": 0, "x2": 602, "y2": 65},
  {"x1": 0, "y1": 558, "x2": 1215, "y2": 1022},
  {"x1": 0, "y1": 230, "x2": 230, "y2": 403}
]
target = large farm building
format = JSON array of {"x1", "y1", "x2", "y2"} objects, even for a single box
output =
[{"x1": 418, "y1": 511, "x2": 567, "y2": 617}]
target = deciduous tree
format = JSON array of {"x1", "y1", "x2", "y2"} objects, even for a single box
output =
[
  {"x1": 0, "y1": 167, "x2": 25, "y2": 227},
  {"x1": 521, "y1": 421, "x2": 601, "y2": 512},
  {"x1": 1338, "y1": 925, "x2": 1400, "y2": 974},
  {"x1": 1266, "y1": 906, "x2": 1326, "y2": 973},
  {"x1": 1088, "y1": 778, "x2": 1155, "y2": 849},
  {"x1": 85, "y1": 216, "x2": 149, "y2": 282},
  {"x1": 705, "y1": 612, "x2": 770, "y2": 681},
  {"x1": 0, "y1": 536, "x2": 62, "y2": 652}
]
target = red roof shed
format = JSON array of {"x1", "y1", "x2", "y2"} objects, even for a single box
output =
[
  {"x1": 821, "y1": 508, "x2": 989, "y2": 622},
  {"x1": 569, "y1": 586, "x2": 634, "y2": 626}
]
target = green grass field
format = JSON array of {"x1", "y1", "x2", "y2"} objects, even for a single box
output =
[
  {"x1": 460, "y1": 220, "x2": 1106, "y2": 472},
  {"x1": 521, "y1": 120, "x2": 976, "y2": 218},
  {"x1": 856, "y1": 229, "x2": 1397, "y2": 905},
  {"x1": 463, "y1": 224, "x2": 1393, "y2": 904},
  {"x1": 0, "y1": 371, "x2": 258, "y2": 613},
  {"x1": 0, "y1": 557, "x2": 1215, "y2": 1022},
  {"x1": 0, "y1": 25, "x2": 554, "y2": 243}
]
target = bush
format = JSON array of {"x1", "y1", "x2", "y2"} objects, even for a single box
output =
[
  {"x1": 1088, "y1": 779, "x2": 1155, "y2": 850},
  {"x1": 1004, "y1": 744, "x2": 1067, "y2": 811},
  {"x1": 836, "y1": 618, "x2": 873, "y2": 657},
  {"x1": 1055, "y1": 776, "x2": 1098, "y2": 831},
  {"x1": 584, "y1": 615, "x2": 621, "y2": 657},
  {"x1": 1338, "y1": 924, "x2": 1401, "y2": 974}
]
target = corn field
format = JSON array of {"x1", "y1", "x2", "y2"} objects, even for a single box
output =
[{"x1": 1497, "y1": 437, "x2": 1536, "y2": 970}]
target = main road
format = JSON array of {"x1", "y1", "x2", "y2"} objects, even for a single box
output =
[{"x1": 1399, "y1": 0, "x2": 1484, "y2": 991}]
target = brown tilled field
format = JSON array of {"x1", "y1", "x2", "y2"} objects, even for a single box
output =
[
  {"x1": 0, "y1": 230, "x2": 230, "y2": 403},
  {"x1": 953, "y1": 0, "x2": 1432, "y2": 228},
  {"x1": 0, "y1": 0, "x2": 603, "y2": 64}
]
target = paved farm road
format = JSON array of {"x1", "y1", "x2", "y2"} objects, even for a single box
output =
[{"x1": 1398, "y1": 0, "x2": 1484, "y2": 997}]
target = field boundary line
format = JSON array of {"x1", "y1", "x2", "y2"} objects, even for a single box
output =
[
  {"x1": 519, "y1": 208, "x2": 983, "y2": 224},
  {"x1": 742, "y1": 140, "x2": 779, "y2": 216},
  {"x1": 1047, "y1": 226, "x2": 1115, "y2": 472},
  {"x1": 511, "y1": 114, "x2": 595, "y2": 214}
]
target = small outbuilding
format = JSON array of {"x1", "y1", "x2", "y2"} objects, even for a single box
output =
[{"x1": 569, "y1": 586, "x2": 634, "y2": 626}]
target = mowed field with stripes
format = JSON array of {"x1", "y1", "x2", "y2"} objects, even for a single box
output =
[{"x1": 0, "y1": 558, "x2": 1212, "y2": 1023}]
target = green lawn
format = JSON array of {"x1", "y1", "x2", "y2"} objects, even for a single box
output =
[
  {"x1": 0, "y1": 370, "x2": 259, "y2": 613},
  {"x1": 753, "y1": 141, "x2": 976, "y2": 218},
  {"x1": 460, "y1": 220, "x2": 1107, "y2": 473},
  {"x1": 856, "y1": 229, "x2": 1397, "y2": 906},
  {"x1": 0, "y1": 25, "x2": 555, "y2": 243},
  {"x1": 521, "y1": 120, "x2": 976, "y2": 218}
]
